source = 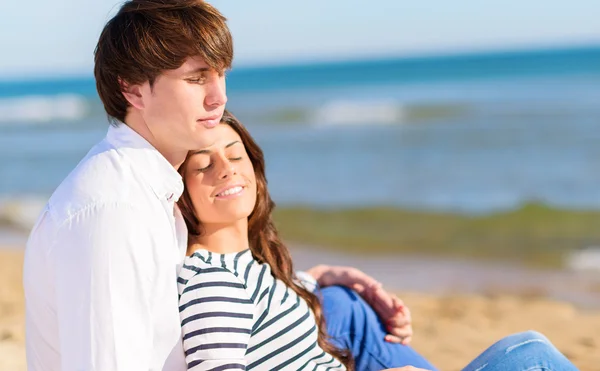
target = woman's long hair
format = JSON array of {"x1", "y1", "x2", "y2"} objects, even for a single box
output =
[{"x1": 177, "y1": 110, "x2": 353, "y2": 370}]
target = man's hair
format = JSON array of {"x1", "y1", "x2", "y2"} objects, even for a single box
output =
[{"x1": 94, "y1": 0, "x2": 233, "y2": 124}]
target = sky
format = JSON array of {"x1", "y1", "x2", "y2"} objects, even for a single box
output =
[{"x1": 1, "y1": 0, "x2": 599, "y2": 78}]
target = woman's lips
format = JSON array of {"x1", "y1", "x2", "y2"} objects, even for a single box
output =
[{"x1": 215, "y1": 185, "x2": 245, "y2": 199}]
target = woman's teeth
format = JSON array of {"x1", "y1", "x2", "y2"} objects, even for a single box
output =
[{"x1": 217, "y1": 186, "x2": 243, "y2": 197}]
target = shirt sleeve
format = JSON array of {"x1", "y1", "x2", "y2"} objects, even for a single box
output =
[
  {"x1": 51, "y1": 202, "x2": 162, "y2": 371},
  {"x1": 294, "y1": 271, "x2": 319, "y2": 293},
  {"x1": 179, "y1": 268, "x2": 254, "y2": 370}
]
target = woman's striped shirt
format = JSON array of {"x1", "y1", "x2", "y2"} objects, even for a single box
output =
[{"x1": 177, "y1": 248, "x2": 346, "y2": 371}]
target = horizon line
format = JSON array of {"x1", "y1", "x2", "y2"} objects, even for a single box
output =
[{"x1": 1, "y1": 41, "x2": 599, "y2": 83}]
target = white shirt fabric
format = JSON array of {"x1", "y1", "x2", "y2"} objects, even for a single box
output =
[{"x1": 23, "y1": 123, "x2": 188, "y2": 371}]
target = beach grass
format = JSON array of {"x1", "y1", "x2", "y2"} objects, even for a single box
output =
[{"x1": 273, "y1": 203, "x2": 600, "y2": 268}]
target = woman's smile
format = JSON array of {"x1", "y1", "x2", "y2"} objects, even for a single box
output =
[{"x1": 214, "y1": 184, "x2": 246, "y2": 199}]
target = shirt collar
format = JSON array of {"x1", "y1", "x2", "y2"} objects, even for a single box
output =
[{"x1": 106, "y1": 123, "x2": 184, "y2": 202}]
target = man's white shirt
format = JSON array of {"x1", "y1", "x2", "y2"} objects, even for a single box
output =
[{"x1": 23, "y1": 123, "x2": 188, "y2": 371}]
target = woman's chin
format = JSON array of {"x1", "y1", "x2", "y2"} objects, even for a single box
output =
[{"x1": 214, "y1": 208, "x2": 254, "y2": 225}]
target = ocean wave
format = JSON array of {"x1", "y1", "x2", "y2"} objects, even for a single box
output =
[
  {"x1": 254, "y1": 101, "x2": 470, "y2": 126},
  {"x1": 0, "y1": 196, "x2": 47, "y2": 231},
  {"x1": 312, "y1": 100, "x2": 405, "y2": 126},
  {"x1": 566, "y1": 247, "x2": 600, "y2": 272},
  {"x1": 0, "y1": 94, "x2": 89, "y2": 123}
]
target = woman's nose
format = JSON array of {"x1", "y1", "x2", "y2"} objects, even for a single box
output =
[{"x1": 216, "y1": 158, "x2": 236, "y2": 180}]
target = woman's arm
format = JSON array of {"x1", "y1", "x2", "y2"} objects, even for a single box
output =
[{"x1": 179, "y1": 269, "x2": 253, "y2": 370}]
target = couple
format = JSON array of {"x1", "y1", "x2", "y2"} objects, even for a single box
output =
[{"x1": 23, "y1": 1, "x2": 579, "y2": 370}]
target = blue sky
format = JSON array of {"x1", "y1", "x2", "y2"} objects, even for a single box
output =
[{"x1": 1, "y1": 0, "x2": 599, "y2": 78}]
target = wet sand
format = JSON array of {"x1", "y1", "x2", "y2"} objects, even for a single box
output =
[
  {"x1": 2, "y1": 247, "x2": 599, "y2": 371},
  {"x1": 290, "y1": 245, "x2": 600, "y2": 309}
]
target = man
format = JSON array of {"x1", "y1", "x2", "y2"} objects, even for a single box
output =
[
  {"x1": 23, "y1": 1, "x2": 419, "y2": 370},
  {"x1": 24, "y1": 1, "x2": 231, "y2": 369}
]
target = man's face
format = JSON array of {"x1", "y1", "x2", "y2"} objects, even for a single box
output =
[{"x1": 138, "y1": 56, "x2": 227, "y2": 156}]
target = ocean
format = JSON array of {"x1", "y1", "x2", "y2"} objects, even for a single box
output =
[{"x1": 1, "y1": 45, "x2": 600, "y2": 228}]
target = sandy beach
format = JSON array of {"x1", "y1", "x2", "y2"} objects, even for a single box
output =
[
  {"x1": 2, "y1": 248, "x2": 599, "y2": 371},
  {"x1": 0, "y1": 249, "x2": 27, "y2": 371}
]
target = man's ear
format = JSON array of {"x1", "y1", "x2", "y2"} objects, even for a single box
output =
[{"x1": 119, "y1": 78, "x2": 145, "y2": 110}]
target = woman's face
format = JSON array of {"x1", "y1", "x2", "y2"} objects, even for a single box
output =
[{"x1": 183, "y1": 124, "x2": 257, "y2": 226}]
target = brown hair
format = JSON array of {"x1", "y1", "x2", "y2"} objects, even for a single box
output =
[
  {"x1": 94, "y1": 0, "x2": 233, "y2": 124},
  {"x1": 178, "y1": 111, "x2": 353, "y2": 370}
]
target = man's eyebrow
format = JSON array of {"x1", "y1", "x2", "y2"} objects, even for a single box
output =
[
  {"x1": 190, "y1": 141, "x2": 240, "y2": 156},
  {"x1": 184, "y1": 67, "x2": 210, "y2": 75}
]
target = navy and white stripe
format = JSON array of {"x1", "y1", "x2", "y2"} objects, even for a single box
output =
[{"x1": 178, "y1": 249, "x2": 346, "y2": 371}]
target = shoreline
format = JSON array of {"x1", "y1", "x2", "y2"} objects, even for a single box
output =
[
  {"x1": 274, "y1": 204, "x2": 600, "y2": 270},
  {"x1": 4, "y1": 201, "x2": 600, "y2": 269},
  {"x1": 289, "y1": 244, "x2": 600, "y2": 311},
  {"x1": 0, "y1": 227, "x2": 27, "y2": 249}
]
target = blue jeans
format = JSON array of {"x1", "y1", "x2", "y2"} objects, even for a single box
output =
[{"x1": 320, "y1": 286, "x2": 579, "y2": 371}]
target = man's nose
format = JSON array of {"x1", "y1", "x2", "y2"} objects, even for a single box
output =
[{"x1": 205, "y1": 77, "x2": 227, "y2": 108}]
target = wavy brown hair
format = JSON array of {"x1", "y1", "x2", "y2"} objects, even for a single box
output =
[
  {"x1": 94, "y1": 0, "x2": 233, "y2": 124},
  {"x1": 178, "y1": 110, "x2": 353, "y2": 370}
]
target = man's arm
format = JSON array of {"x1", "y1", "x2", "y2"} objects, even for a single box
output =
[
  {"x1": 305, "y1": 265, "x2": 413, "y2": 344},
  {"x1": 52, "y1": 203, "x2": 162, "y2": 371}
]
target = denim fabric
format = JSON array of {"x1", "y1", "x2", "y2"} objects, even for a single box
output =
[
  {"x1": 320, "y1": 286, "x2": 438, "y2": 371},
  {"x1": 461, "y1": 330, "x2": 579, "y2": 371},
  {"x1": 320, "y1": 286, "x2": 579, "y2": 371}
]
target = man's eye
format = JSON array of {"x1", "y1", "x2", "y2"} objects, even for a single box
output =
[{"x1": 187, "y1": 76, "x2": 207, "y2": 84}]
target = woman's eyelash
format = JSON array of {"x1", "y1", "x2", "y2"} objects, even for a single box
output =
[
  {"x1": 198, "y1": 163, "x2": 213, "y2": 172},
  {"x1": 198, "y1": 157, "x2": 242, "y2": 172}
]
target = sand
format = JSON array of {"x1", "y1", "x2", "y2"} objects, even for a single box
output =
[
  {"x1": 0, "y1": 250, "x2": 26, "y2": 371},
  {"x1": 1, "y1": 249, "x2": 599, "y2": 371}
]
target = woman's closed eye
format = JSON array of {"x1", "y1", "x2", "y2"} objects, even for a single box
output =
[
  {"x1": 197, "y1": 163, "x2": 213, "y2": 172},
  {"x1": 198, "y1": 156, "x2": 243, "y2": 173}
]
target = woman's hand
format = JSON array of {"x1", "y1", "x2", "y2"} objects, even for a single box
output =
[{"x1": 306, "y1": 265, "x2": 413, "y2": 344}]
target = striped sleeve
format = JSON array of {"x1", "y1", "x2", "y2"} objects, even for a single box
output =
[{"x1": 179, "y1": 268, "x2": 254, "y2": 370}]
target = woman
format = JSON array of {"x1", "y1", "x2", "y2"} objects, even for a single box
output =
[{"x1": 176, "y1": 111, "x2": 578, "y2": 371}]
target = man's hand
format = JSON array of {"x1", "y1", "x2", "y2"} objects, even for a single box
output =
[
  {"x1": 306, "y1": 265, "x2": 413, "y2": 344},
  {"x1": 306, "y1": 265, "x2": 380, "y2": 290},
  {"x1": 354, "y1": 283, "x2": 413, "y2": 345}
]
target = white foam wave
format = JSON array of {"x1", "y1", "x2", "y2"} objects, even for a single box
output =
[
  {"x1": 0, "y1": 94, "x2": 89, "y2": 123},
  {"x1": 567, "y1": 247, "x2": 600, "y2": 272},
  {"x1": 0, "y1": 196, "x2": 47, "y2": 230},
  {"x1": 312, "y1": 100, "x2": 404, "y2": 126}
]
